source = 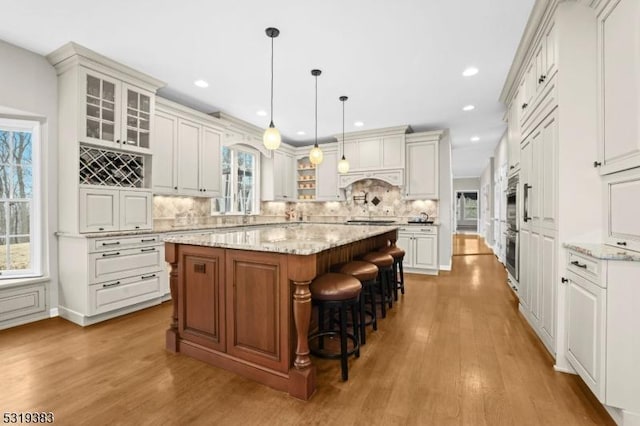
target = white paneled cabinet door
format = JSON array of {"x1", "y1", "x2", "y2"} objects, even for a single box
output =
[
  {"x1": 316, "y1": 149, "x2": 340, "y2": 201},
  {"x1": 520, "y1": 137, "x2": 532, "y2": 231},
  {"x1": 120, "y1": 190, "x2": 152, "y2": 231},
  {"x1": 285, "y1": 153, "x2": 296, "y2": 199},
  {"x1": 529, "y1": 125, "x2": 544, "y2": 225},
  {"x1": 519, "y1": 228, "x2": 530, "y2": 309},
  {"x1": 540, "y1": 111, "x2": 558, "y2": 231},
  {"x1": 358, "y1": 138, "x2": 382, "y2": 169},
  {"x1": 405, "y1": 141, "x2": 438, "y2": 199},
  {"x1": 607, "y1": 172, "x2": 640, "y2": 252},
  {"x1": 598, "y1": 0, "x2": 640, "y2": 175},
  {"x1": 79, "y1": 187, "x2": 119, "y2": 233},
  {"x1": 540, "y1": 232, "x2": 556, "y2": 352},
  {"x1": 508, "y1": 97, "x2": 521, "y2": 173},
  {"x1": 343, "y1": 141, "x2": 359, "y2": 170},
  {"x1": 152, "y1": 111, "x2": 178, "y2": 194},
  {"x1": 414, "y1": 234, "x2": 437, "y2": 270},
  {"x1": 177, "y1": 119, "x2": 200, "y2": 196},
  {"x1": 397, "y1": 233, "x2": 413, "y2": 268},
  {"x1": 200, "y1": 126, "x2": 221, "y2": 196},
  {"x1": 529, "y1": 231, "x2": 541, "y2": 325},
  {"x1": 382, "y1": 135, "x2": 404, "y2": 169},
  {"x1": 121, "y1": 83, "x2": 153, "y2": 153},
  {"x1": 566, "y1": 274, "x2": 606, "y2": 401}
]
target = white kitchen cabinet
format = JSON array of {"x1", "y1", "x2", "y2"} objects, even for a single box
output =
[
  {"x1": 273, "y1": 150, "x2": 296, "y2": 201},
  {"x1": 507, "y1": 97, "x2": 521, "y2": 173},
  {"x1": 315, "y1": 147, "x2": 343, "y2": 201},
  {"x1": 566, "y1": 270, "x2": 606, "y2": 401},
  {"x1": 58, "y1": 233, "x2": 167, "y2": 326},
  {"x1": 398, "y1": 226, "x2": 438, "y2": 274},
  {"x1": 337, "y1": 126, "x2": 408, "y2": 174},
  {"x1": 0, "y1": 284, "x2": 46, "y2": 326},
  {"x1": 605, "y1": 168, "x2": 640, "y2": 253},
  {"x1": 262, "y1": 145, "x2": 296, "y2": 202},
  {"x1": 79, "y1": 68, "x2": 155, "y2": 154},
  {"x1": 596, "y1": 0, "x2": 640, "y2": 175},
  {"x1": 79, "y1": 187, "x2": 152, "y2": 233},
  {"x1": 404, "y1": 132, "x2": 441, "y2": 200},
  {"x1": 153, "y1": 97, "x2": 223, "y2": 197},
  {"x1": 564, "y1": 247, "x2": 640, "y2": 418}
]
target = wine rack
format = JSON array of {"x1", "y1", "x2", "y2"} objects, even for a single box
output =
[{"x1": 79, "y1": 145, "x2": 145, "y2": 188}]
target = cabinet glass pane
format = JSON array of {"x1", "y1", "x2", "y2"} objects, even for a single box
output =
[
  {"x1": 102, "y1": 108, "x2": 114, "y2": 123},
  {"x1": 139, "y1": 132, "x2": 149, "y2": 149},
  {"x1": 86, "y1": 96, "x2": 99, "y2": 106},
  {"x1": 127, "y1": 115, "x2": 138, "y2": 128},
  {"x1": 139, "y1": 118, "x2": 150, "y2": 131},
  {"x1": 87, "y1": 75, "x2": 100, "y2": 97},
  {"x1": 87, "y1": 119, "x2": 100, "y2": 139},
  {"x1": 127, "y1": 129, "x2": 138, "y2": 145},
  {"x1": 102, "y1": 81, "x2": 115, "y2": 102},
  {"x1": 102, "y1": 123, "x2": 114, "y2": 141},
  {"x1": 127, "y1": 90, "x2": 138, "y2": 109},
  {"x1": 140, "y1": 95, "x2": 150, "y2": 112},
  {"x1": 87, "y1": 104, "x2": 100, "y2": 119}
]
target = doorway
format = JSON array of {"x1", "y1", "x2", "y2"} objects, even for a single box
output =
[{"x1": 454, "y1": 190, "x2": 479, "y2": 233}]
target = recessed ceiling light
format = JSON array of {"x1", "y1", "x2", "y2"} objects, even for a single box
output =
[
  {"x1": 463, "y1": 105, "x2": 475, "y2": 111},
  {"x1": 256, "y1": 110, "x2": 268, "y2": 117},
  {"x1": 470, "y1": 136, "x2": 480, "y2": 142},
  {"x1": 354, "y1": 121, "x2": 364, "y2": 127},
  {"x1": 462, "y1": 67, "x2": 479, "y2": 77},
  {"x1": 296, "y1": 131, "x2": 306, "y2": 136},
  {"x1": 194, "y1": 79, "x2": 209, "y2": 88}
]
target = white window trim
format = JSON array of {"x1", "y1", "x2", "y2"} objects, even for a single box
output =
[
  {"x1": 0, "y1": 117, "x2": 42, "y2": 279},
  {"x1": 212, "y1": 143, "x2": 261, "y2": 215}
]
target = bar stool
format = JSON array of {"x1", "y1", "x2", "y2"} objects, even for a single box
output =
[
  {"x1": 309, "y1": 272, "x2": 362, "y2": 381},
  {"x1": 361, "y1": 252, "x2": 394, "y2": 318},
  {"x1": 379, "y1": 244, "x2": 406, "y2": 301},
  {"x1": 337, "y1": 260, "x2": 379, "y2": 345}
]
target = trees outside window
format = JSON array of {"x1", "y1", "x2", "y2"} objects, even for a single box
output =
[
  {"x1": 0, "y1": 118, "x2": 40, "y2": 277},
  {"x1": 217, "y1": 145, "x2": 258, "y2": 214}
]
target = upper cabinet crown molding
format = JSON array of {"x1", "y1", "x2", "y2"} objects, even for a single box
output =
[
  {"x1": 212, "y1": 111, "x2": 276, "y2": 157},
  {"x1": 46, "y1": 42, "x2": 165, "y2": 92},
  {"x1": 156, "y1": 97, "x2": 225, "y2": 131},
  {"x1": 333, "y1": 125, "x2": 411, "y2": 141},
  {"x1": 405, "y1": 130, "x2": 445, "y2": 143}
]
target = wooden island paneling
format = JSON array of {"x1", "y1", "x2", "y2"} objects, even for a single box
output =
[{"x1": 163, "y1": 224, "x2": 397, "y2": 400}]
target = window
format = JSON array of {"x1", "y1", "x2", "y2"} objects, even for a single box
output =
[
  {"x1": 0, "y1": 118, "x2": 41, "y2": 277},
  {"x1": 216, "y1": 145, "x2": 258, "y2": 214}
]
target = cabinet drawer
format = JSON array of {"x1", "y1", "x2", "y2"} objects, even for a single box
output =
[
  {"x1": 88, "y1": 246, "x2": 162, "y2": 284},
  {"x1": 567, "y1": 251, "x2": 602, "y2": 285},
  {"x1": 91, "y1": 235, "x2": 160, "y2": 252},
  {"x1": 89, "y1": 274, "x2": 161, "y2": 315},
  {"x1": 400, "y1": 226, "x2": 437, "y2": 235}
]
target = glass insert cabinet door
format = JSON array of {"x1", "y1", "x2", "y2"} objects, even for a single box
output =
[
  {"x1": 122, "y1": 83, "x2": 152, "y2": 150},
  {"x1": 82, "y1": 69, "x2": 120, "y2": 145}
]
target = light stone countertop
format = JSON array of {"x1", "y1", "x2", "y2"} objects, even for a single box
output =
[
  {"x1": 563, "y1": 243, "x2": 640, "y2": 261},
  {"x1": 162, "y1": 223, "x2": 399, "y2": 255}
]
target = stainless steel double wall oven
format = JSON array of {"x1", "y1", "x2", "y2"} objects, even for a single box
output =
[{"x1": 505, "y1": 175, "x2": 519, "y2": 280}]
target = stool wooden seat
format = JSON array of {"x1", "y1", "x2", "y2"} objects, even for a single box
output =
[
  {"x1": 379, "y1": 244, "x2": 406, "y2": 300},
  {"x1": 309, "y1": 273, "x2": 362, "y2": 381},
  {"x1": 337, "y1": 261, "x2": 379, "y2": 344},
  {"x1": 361, "y1": 252, "x2": 394, "y2": 318}
]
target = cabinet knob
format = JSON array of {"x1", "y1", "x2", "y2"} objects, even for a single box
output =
[
  {"x1": 174, "y1": 186, "x2": 178, "y2": 190},
  {"x1": 561, "y1": 277, "x2": 568, "y2": 284},
  {"x1": 593, "y1": 161, "x2": 602, "y2": 168},
  {"x1": 98, "y1": 227, "x2": 104, "y2": 231},
  {"x1": 521, "y1": 103, "x2": 528, "y2": 110},
  {"x1": 116, "y1": 139, "x2": 121, "y2": 144},
  {"x1": 616, "y1": 241, "x2": 627, "y2": 246},
  {"x1": 510, "y1": 165, "x2": 515, "y2": 170}
]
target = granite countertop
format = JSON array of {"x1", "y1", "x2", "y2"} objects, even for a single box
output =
[
  {"x1": 162, "y1": 223, "x2": 399, "y2": 255},
  {"x1": 563, "y1": 243, "x2": 640, "y2": 261}
]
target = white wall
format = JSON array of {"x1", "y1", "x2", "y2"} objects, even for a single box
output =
[
  {"x1": 438, "y1": 131, "x2": 453, "y2": 270},
  {"x1": 0, "y1": 39, "x2": 58, "y2": 327},
  {"x1": 480, "y1": 158, "x2": 494, "y2": 245}
]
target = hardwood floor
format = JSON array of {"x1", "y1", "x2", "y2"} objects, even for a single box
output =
[
  {"x1": 453, "y1": 234, "x2": 494, "y2": 256},
  {"x1": 0, "y1": 240, "x2": 613, "y2": 425}
]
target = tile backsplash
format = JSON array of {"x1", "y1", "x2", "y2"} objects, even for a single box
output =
[{"x1": 154, "y1": 179, "x2": 438, "y2": 224}]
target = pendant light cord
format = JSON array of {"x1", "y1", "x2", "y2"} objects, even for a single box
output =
[
  {"x1": 314, "y1": 74, "x2": 318, "y2": 147},
  {"x1": 270, "y1": 36, "x2": 274, "y2": 126},
  {"x1": 342, "y1": 99, "x2": 345, "y2": 158}
]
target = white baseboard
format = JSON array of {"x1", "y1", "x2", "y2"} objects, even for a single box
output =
[
  {"x1": 439, "y1": 264, "x2": 452, "y2": 271},
  {"x1": 49, "y1": 307, "x2": 59, "y2": 317},
  {"x1": 59, "y1": 298, "x2": 163, "y2": 327},
  {"x1": 604, "y1": 405, "x2": 623, "y2": 426},
  {"x1": 553, "y1": 365, "x2": 575, "y2": 374}
]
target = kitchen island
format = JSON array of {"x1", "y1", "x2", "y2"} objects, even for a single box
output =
[{"x1": 163, "y1": 223, "x2": 398, "y2": 400}]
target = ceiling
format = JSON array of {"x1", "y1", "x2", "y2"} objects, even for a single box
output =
[{"x1": 1, "y1": 0, "x2": 534, "y2": 178}]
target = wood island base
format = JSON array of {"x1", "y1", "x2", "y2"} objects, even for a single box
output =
[{"x1": 164, "y1": 228, "x2": 396, "y2": 400}]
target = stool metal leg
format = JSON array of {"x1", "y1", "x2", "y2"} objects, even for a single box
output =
[
  {"x1": 339, "y1": 304, "x2": 348, "y2": 381},
  {"x1": 359, "y1": 293, "x2": 366, "y2": 345},
  {"x1": 399, "y1": 257, "x2": 405, "y2": 295},
  {"x1": 318, "y1": 304, "x2": 325, "y2": 350}
]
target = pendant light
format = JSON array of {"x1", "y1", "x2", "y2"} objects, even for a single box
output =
[
  {"x1": 263, "y1": 27, "x2": 281, "y2": 150},
  {"x1": 337, "y1": 95, "x2": 350, "y2": 174},
  {"x1": 309, "y1": 69, "x2": 324, "y2": 165}
]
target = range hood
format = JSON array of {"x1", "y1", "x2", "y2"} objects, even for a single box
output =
[{"x1": 338, "y1": 168, "x2": 404, "y2": 189}]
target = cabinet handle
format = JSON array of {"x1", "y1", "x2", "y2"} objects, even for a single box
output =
[
  {"x1": 141, "y1": 238, "x2": 156, "y2": 243},
  {"x1": 102, "y1": 281, "x2": 121, "y2": 288},
  {"x1": 510, "y1": 165, "x2": 515, "y2": 170},
  {"x1": 102, "y1": 252, "x2": 121, "y2": 257},
  {"x1": 101, "y1": 241, "x2": 120, "y2": 246},
  {"x1": 521, "y1": 103, "x2": 528, "y2": 110},
  {"x1": 523, "y1": 183, "x2": 532, "y2": 222},
  {"x1": 616, "y1": 241, "x2": 627, "y2": 246},
  {"x1": 98, "y1": 227, "x2": 105, "y2": 231},
  {"x1": 141, "y1": 274, "x2": 156, "y2": 280},
  {"x1": 561, "y1": 277, "x2": 568, "y2": 284},
  {"x1": 141, "y1": 248, "x2": 156, "y2": 252},
  {"x1": 570, "y1": 260, "x2": 587, "y2": 269},
  {"x1": 135, "y1": 226, "x2": 140, "y2": 229},
  {"x1": 538, "y1": 75, "x2": 547, "y2": 84},
  {"x1": 593, "y1": 161, "x2": 602, "y2": 168}
]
